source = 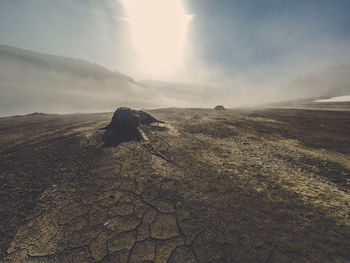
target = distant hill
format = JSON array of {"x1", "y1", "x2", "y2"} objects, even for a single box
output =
[
  {"x1": 142, "y1": 65, "x2": 350, "y2": 108},
  {"x1": 2, "y1": 44, "x2": 349, "y2": 116},
  {"x1": 263, "y1": 66, "x2": 350, "y2": 109},
  {"x1": 140, "y1": 79, "x2": 237, "y2": 108},
  {"x1": 283, "y1": 65, "x2": 350, "y2": 100},
  {"x1": 0, "y1": 44, "x2": 162, "y2": 116}
]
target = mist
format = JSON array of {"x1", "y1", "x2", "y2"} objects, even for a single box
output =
[{"x1": 1, "y1": 0, "x2": 350, "y2": 115}]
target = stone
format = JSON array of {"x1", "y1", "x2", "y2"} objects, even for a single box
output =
[
  {"x1": 103, "y1": 107, "x2": 161, "y2": 146},
  {"x1": 214, "y1": 105, "x2": 225, "y2": 111}
]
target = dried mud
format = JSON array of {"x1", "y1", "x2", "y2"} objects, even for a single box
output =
[{"x1": 0, "y1": 108, "x2": 349, "y2": 262}]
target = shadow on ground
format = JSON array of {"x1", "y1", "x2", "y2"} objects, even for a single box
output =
[{"x1": 0, "y1": 108, "x2": 349, "y2": 262}]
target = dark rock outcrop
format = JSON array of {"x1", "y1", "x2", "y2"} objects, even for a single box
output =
[
  {"x1": 214, "y1": 105, "x2": 225, "y2": 111},
  {"x1": 103, "y1": 107, "x2": 160, "y2": 146}
]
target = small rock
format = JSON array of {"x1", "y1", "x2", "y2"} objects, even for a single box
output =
[{"x1": 214, "y1": 105, "x2": 225, "y2": 111}]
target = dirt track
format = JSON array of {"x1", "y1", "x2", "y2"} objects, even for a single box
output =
[{"x1": 0, "y1": 108, "x2": 349, "y2": 262}]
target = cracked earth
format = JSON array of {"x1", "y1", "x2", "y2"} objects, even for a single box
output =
[{"x1": 0, "y1": 108, "x2": 349, "y2": 262}]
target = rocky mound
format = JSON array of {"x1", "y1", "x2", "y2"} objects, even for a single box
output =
[
  {"x1": 214, "y1": 105, "x2": 225, "y2": 111},
  {"x1": 103, "y1": 107, "x2": 160, "y2": 146}
]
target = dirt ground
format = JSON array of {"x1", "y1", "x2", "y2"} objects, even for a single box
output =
[{"x1": 0, "y1": 108, "x2": 349, "y2": 262}]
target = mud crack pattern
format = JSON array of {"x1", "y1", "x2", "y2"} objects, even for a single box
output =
[{"x1": 1, "y1": 109, "x2": 349, "y2": 262}]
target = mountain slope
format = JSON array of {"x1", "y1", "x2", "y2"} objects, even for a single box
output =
[{"x1": 0, "y1": 44, "x2": 162, "y2": 116}]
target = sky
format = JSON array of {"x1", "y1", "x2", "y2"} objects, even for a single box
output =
[{"x1": 1, "y1": 0, "x2": 350, "y2": 94}]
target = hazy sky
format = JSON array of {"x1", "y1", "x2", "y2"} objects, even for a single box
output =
[{"x1": 1, "y1": 0, "x2": 350, "y2": 88}]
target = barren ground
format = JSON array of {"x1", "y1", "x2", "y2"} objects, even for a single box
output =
[{"x1": 0, "y1": 108, "x2": 349, "y2": 262}]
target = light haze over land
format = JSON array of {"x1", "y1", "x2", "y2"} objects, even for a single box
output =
[{"x1": 1, "y1": 0, "x2": 350, "y2": 115}]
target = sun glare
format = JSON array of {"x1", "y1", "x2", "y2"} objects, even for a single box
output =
[{"x1": 120, "y1": 0, "x2": 192, "y2": 78}]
